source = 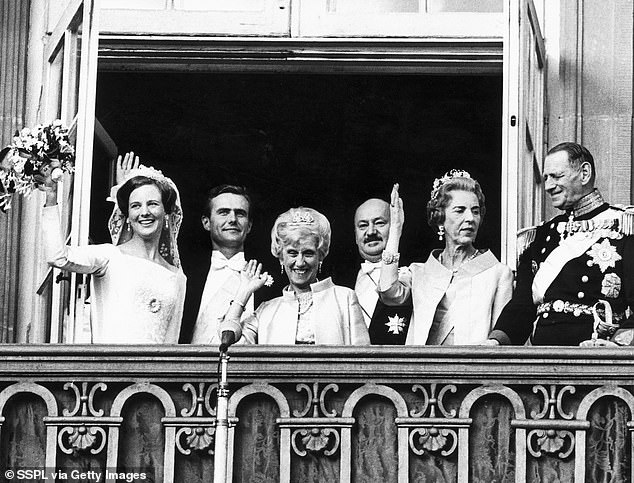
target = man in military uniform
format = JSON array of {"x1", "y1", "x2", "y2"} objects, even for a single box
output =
[
  {"x1": 354, "y1": 198, "x2": 412, "y2": 344},
  {"x1": 487, "y1": 142, "x2": 634, "y2": 346}
]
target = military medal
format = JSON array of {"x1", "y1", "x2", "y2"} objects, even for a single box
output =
[
  {"x1": 385, "y1": 314, "x2": 406, "y2": 335},
  {"x1": 586, "y1": 239, "x2": 622, "y2": 273}
]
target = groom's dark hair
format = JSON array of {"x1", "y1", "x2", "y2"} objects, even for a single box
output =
[{"x1": 203, "y1": 184, "x2": 252, "y2": 220}]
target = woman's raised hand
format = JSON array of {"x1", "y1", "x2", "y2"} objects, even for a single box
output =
[
  {"x1": 239, "y1": 259, "x2": 270, "y2": 295},
  {"x1": 115, "y1": 151, "x2": 140, "y2": 185},
  {"x1": 379, "y1": 183, "x2": 404, "y2": 287},
  {"x1": 389, "y1": 183, "x2": 404, "y2": 233},
  {"x1": 384, "y1": 183, "x2": 404, "y2": 254}
]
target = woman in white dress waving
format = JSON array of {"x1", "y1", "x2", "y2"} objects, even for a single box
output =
[{"x1": 40, "y1": 154, "x2": 186, "y2": 343}]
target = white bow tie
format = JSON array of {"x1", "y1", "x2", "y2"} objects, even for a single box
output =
[
  {"x1": 211, "y1": 256, "x2": 245, "y2": 272},
  {"x1": 360, "y1": 261, "x2": 381, "y2": 274}
]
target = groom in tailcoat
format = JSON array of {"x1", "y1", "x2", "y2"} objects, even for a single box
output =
[{"x1": 185, "y1": 184, "x2": 254, "y2": 344}]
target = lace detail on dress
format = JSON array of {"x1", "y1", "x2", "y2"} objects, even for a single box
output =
[
  {"x1": 295, "y1": 292, "x2": 315, "y2": 344},
  {"x1": 130, "y1": 266, "x2": 180, "y2": 343}
]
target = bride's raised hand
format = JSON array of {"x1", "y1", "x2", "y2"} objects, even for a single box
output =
[{"x1": 115, "y1": 151, "x2": 140, "y2": 185}]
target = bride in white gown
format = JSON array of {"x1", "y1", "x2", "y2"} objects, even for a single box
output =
[{"x1": 40, "y1": 154, "x2": 186, "y2": 343}]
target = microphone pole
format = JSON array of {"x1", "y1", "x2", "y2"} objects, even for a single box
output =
[{"x1": 213, "y1": 345, "x2": 230, "y2": 482}]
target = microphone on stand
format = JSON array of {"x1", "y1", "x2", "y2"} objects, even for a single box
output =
[
  {"x1": 219, "y1": 331, "x2": 236, "y2": 353},
  {"x1": 218, "y1": 318, "x2": 242, "y2": 353},
  {"x1": 215, "y1": 327, "x2": 237, "y2": 482}
]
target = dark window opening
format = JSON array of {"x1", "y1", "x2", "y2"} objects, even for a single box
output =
[{"x1": 93, "y1": 72, "x2": 502, "y2": 341}]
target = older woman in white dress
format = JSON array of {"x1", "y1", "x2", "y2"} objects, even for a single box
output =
[
  {"x1": 221, "y1": 207, "x2": 369, "y2": 345},
  {"x1": 379, "y1": 171, "x2": 514, "y2": 345},
  {"x1": 40, "y1": 155, "x2": 186, "y2": 343}
]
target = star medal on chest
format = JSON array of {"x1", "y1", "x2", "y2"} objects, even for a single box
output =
[
  {"x1": 586, "y1": 239, "x2": 622, "y2": 273},
  {"x1": 386, "y1": 314, "x2": 406, "y2": 335}
]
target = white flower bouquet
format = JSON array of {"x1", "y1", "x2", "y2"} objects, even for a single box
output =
[{"x1": 0, "y1": 120, "x2": 75, "y2": 211}]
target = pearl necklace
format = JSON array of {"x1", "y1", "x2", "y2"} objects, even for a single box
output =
[{"x1": 297, "y1": 291, "x2": 314, "y2": 315}]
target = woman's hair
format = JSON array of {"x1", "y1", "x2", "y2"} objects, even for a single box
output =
[
  {"x1": 116, "y1": 175, "x2": 177, "y2": 217},
  {"x1": 426, "y1": 175, "x2": 486, "y2": 227},
  {"x1": 270, "y1": 207, "x2": 331, "y2": 260}
]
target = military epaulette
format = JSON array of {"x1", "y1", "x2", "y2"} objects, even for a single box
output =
[
  {"x1": 612, "y1": 204, "x2": 634, "y2": 235},
  {"x1": 516, "y1": 225, "x2": 537, "y2": 263}
]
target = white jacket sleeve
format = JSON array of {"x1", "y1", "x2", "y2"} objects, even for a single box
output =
[
  {"x1": 42, "y1": 205, "x2": 110, "y2": 276},
  {"x1": 348, "y1": 290, "x2": 370, "y2": 345},
  {"x1": 239, "y1": 311, "x2": 260, "y2": 344},
  {"x1": 491, "y1": 265, "x2": 514, "y2": 327},
  {"x1": 378, "y1": 265, "x2": 413, "y2": 306}
]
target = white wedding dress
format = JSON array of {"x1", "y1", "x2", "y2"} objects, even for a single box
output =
[{"x1": 43, "y1": 206, "x2": 186, "y2": 344}]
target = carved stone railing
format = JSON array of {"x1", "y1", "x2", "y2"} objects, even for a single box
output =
[{"x1": 0, "y1": 345, "x2": 633, "y2": 482}]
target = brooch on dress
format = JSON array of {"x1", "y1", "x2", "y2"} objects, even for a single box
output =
[
  {"x1": 586, "y1": 239, "x2": 622, "y2": 273},
  {"x1": 148, "y1": 298, "x2": 162, "y2": 313}
]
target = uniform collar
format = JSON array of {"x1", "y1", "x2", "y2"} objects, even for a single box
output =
[{"x1": 568, "y1": 189, "x2": 607, "y2": 218}]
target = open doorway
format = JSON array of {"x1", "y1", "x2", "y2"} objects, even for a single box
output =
[{"x1": 93, "y1": 72, "x2": 502, "y2": 340}]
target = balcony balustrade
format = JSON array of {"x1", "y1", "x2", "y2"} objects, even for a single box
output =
[{"x1": 0, "y1": 345, "x2": 632, "y2": 482}]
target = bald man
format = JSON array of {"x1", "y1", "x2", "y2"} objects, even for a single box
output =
[{"x1": 354, "y1": 198, "x2": 412, "y2": 344}]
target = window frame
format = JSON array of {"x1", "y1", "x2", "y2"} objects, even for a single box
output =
[
  {"x1": 39, "y1": 0, "x2": 101, "y2": 343},
  {"x1": 43, "y1": 0, "x2": 545, "y2": 342}
]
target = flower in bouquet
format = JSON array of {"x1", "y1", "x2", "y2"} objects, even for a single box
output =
[{"x1": 0, "y1": 120, "x2": 75, "y2": 211}]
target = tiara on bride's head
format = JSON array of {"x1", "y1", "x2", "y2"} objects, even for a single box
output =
[
  {"x1": 108, "y1": 163, "x2": 183, "y2": 268},
  {"x1": 125, "y1": 165, "x2": 167, "y2": 183},
  {"x1": 430, "y1": 169, "x2": 471, "y2": 199}
]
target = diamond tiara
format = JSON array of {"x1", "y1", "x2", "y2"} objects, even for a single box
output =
[
  {"x1": 430, "y1": 169, "x2": 472, "y2": 199},
  {"x1": 288, "y1": 211, "x2": 315, "y2": 226}
]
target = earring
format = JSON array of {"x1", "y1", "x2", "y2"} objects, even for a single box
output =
[
  {"x1": 280, "y1": 262, "x2": 284, "y2": 274},
  {"x1": 318, "y1": 261, "x2": 323, "y2": 274},
  {"x1": 437, "y1": 225, "x2": 445, "y2": 241},
  {"x1": 126, "y1": 218, "x2": 131, "y2": 230},
  {"x1": 164, "y1": 216, "x2": 169, "y2": 229}
]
